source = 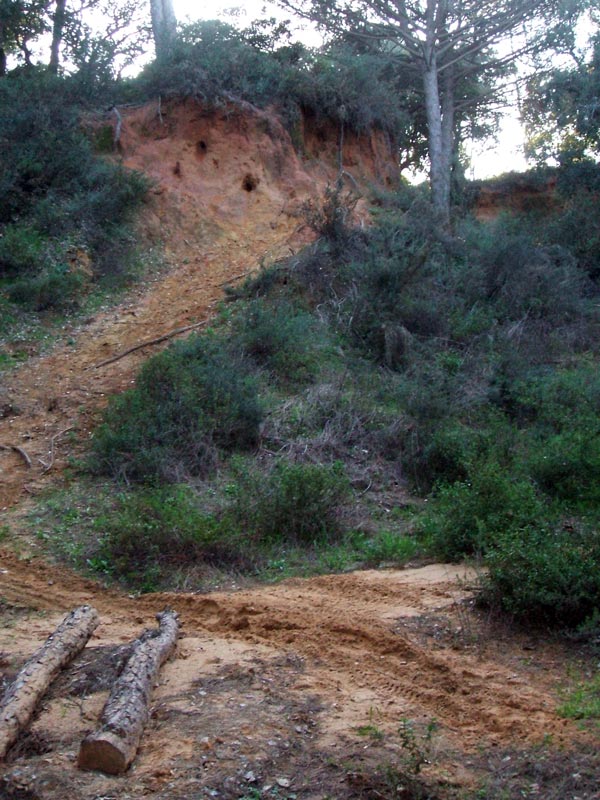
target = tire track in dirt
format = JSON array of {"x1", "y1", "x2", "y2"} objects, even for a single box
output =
[
  {"x1": 152, "y1": 570, "x2": 571, "y2": 751},
  {"x1": 0, "y1": 549, "x2": 579, "y2": 766}
]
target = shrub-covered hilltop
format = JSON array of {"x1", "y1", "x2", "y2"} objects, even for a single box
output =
[
  {"x1": 0, "y1": 16, "x2": 418, "y2": 353},
  {"x1": 5, "y1": 7, "x2": 600, "y2": 633}
]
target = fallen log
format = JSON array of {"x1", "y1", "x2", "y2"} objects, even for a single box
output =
[
  {"x1": 77, "y1": 609, "x2": 179, "y2": 775},
  {"x1": 0, "y1": 605, "x2": 100, "y2": 760}
]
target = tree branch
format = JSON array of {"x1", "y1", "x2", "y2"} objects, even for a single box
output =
[
  {"x1": 0, "y1": 444, "x2": 32, "y2": 469},
  {"x1": 93, "y1": 320, "x2": 209, "y2": 369}
]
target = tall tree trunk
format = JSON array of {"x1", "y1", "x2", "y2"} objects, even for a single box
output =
[
  {"x1": 150, "y1": 0, "x2": 177, "y2": 60},
  {"x1": 439, "y1": 63, "x2": 455, "y2": 216},
  {"x1": 423, "y1": 59, "x2": 450, "y2": 224},
  {"x1": 49, "y1": 0, "x2": 67, "y2": 72},
  {"x1": 0, "y1": 19, "x2": 6, "y2": 77}
]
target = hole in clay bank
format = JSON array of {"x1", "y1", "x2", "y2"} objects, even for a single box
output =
[
  {"x1": 241, "y1": 173, "x2": 259, "y2": 192},
  {"x1": 197, "y1": 140, "x2": 207, "y2": 153}
]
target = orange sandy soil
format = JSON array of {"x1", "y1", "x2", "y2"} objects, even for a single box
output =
[{"x1": 0, "y1": 100, "x2": 596, "y2": 799}]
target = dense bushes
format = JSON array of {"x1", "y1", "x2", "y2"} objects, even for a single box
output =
[
  {"x1": 0, "y1": 70, "x2": 148, "y2": 313},
  {"x1": 83, "y1": 459, "x2": 350, "y2": 590},
  {"x1": 91, "y1": 336, "x2": 263, "y2": 483},
  {"x1": 228, "y1": 459, "x2": 350, "y2": 544},
  {"x1": 273, "y1": 186, "x2": 600, "y2": 628},
  {"x1": 482, "y1": 524, "x2": 600, "y2": 626},
  {"x1": 93, "y1": 487, "x2": 229, "y2": 591},
  {"x1": 417, "y1": 461, "x2": 546, "y2": 561},
  {"x1": 136, "y1": 20, "x2": 415, "y2": 143},
  {"x1": 230, "y1": 297, "x2": 325, "y2": 385}
]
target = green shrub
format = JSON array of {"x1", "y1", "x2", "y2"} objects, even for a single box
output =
[
  {"x1": 352, "y1": 529, "x2": 418, "y2": 566},
  {"x1": 229, "y1": 459, "x2": 350, "y2": 544},
  {"x1": 231, "y1": 298, "x2": 321, "y2": 384},
  {"x1": 93, "y1": 486, "x2": 237, "y2": 591},
  {"x1": 417, "y1": 460, "x2": 546, "y2": 560},
  {"x1": 91, "y1": 335, "x2": 263, "y2": 483},
  {"x1": 0, "y1": 71, "x2": 148, "y2": 310},
  {"x1": 7, "y1": 265, "x2": 84, "y2": 311},
  {"x1": 404, "y1": 420, "x2": 480, "y2": 489},
  {"x1": 528, "y1": 428, "x2": 600, "y2": 507},
  {"x1": 482, "y1": 524, "x2": 600, "y2": 626},
  {"x1": 508, "y1": 367, "x2": 600, "y2": 506},
  {"x1": 0, "y1": 223, "x2": 48, "y2": 277}
]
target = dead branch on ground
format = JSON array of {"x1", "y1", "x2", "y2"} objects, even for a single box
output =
[
  {"x1": 0, "y1": 444, "x2": 32, "y2": 469},
  {"x1": 93, "y1": 320, "x2": 208, "y2": 369},
  {"x1": 38, "y1": 427, "x2": 75, "y2": 473}
]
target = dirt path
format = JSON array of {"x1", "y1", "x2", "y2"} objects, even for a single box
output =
[
  {"x1": 0, "y1": 210, "x2": 309, "y2": 510},
  {"x1": 0, "y1": 554, "x2": 580, "y2": 799},
  {"x1": 0, "y1": 100, "x2": 593, "y2": 799}
]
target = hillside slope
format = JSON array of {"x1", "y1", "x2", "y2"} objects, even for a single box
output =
[
  {"x1": 0, "y1": 100, "x2": 595, "y2": 800},
  {"x1": 0, "y1": 98, "x2": 395, "y2": 510}
]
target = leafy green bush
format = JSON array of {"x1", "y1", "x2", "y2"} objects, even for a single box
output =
[
  {"x1": 482, "y1": 524, "x2": 600, "y2": 626},
  {"x1": 7, "y1": 264, "x2": 84, "y2": 311},
  {"x1": 0, "y1": 70, "x2": 148, "y2": 310},
  {"x1": 228, "y1": 459, "x2": 350, "y2": 544},
  {"x1": 417, "y1": 460, "x2": 546, "y2": 561},
  {"x1": 548, "y1": 190, "x2": 600, "y2": 281},
  {"x1": 91, "y1": 335, "x2": 263, "y2": 483},
  {"x1": 351, "y1": 529, "x2": 418, "y2": 566},
  {"x1": 93, "y1": 486, "x2": 237, "y2": 591},
  {"x1": 509, "y1": 367, "x2": 600, "y2": 507},
  {"x1": 0, "y1": 223, "x2": 48, "y2": 277},
  {"x1": 528, "y1": 428, "x2": 600, "y2": 507},
  {"x1": 231, "y1": 297, "x2": 322, "y2": 385}
]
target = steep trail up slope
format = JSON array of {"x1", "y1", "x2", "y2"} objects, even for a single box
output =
[
  {"x1": 0, "y1": 100, "x2": 592, "y2": 799},
  {"x1": 0, "y1": 99, "x2": 394, "y2": 510}
]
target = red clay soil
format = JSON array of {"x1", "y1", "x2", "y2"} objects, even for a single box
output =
[{"x1": 0, "y1": 100, "x2": 594, "y2": 800}]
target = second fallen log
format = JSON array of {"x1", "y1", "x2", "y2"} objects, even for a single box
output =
[{"x1": 77, "y1": 609, "x2": 179, "y2": 775}]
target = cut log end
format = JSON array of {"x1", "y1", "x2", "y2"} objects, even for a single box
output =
[
  {"x1": 78, "y1": 733, "x2": 130, "y2": 775},
  {"x1": 77, "y1": 608, "x2": 179, "y2": 774}
]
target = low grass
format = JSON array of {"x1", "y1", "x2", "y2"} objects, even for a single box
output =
[
  {"x1": 26, "y1": 477, "x2": 418, "y2": 592},
  {"x1": 558, "y1": 671, "x2": 600, "y2": 724}
]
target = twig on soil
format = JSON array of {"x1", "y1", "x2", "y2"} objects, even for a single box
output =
[
  {"x1": 216, "y1": 270, "x2": 255, "y2": 288},
  {"x1": 38, "y1": 427, "x2": 75, "y2": 473},
  {"x1": 0, "y1": 444, "x2": 32, "y2": 469},
  {"x1": 93, "y1": 320, "x2": 209, "y2": 369}
]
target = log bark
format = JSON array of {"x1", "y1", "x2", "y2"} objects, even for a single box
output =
[
  {"x1": 77, "y1": 609, "x2": 179, "y2": 775},
  {"x1": 0, "y1": 605, "x2": 100, "y2": 760}
]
